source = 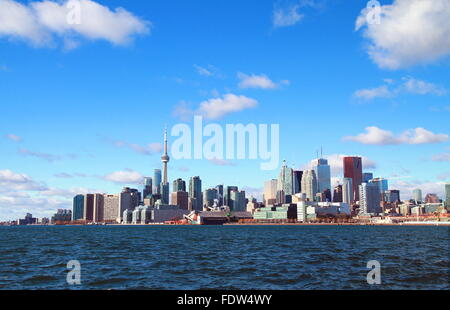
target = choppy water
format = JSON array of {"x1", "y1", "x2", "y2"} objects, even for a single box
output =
[{"x1": 0, "y1": 225, "x2": 448, "y2": 290}]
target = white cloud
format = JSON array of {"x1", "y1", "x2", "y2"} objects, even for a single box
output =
[
  {"x1": 193, "y1": 64, "x2": 213, "y2": 77},
  {"x1": 353, "y1": 85, "x2": 392, "y2": 100},
  {"x1": 344, "y1": 127, "x2": 449, "y2": 145},
  {"x1": 237, "y1": 72, "x2": 288, "y2": 89},
  {"x1": 197, "y1": 93, "x2": 258, "y2": 120},
  {"x1": 0, "y1": 169, "x2": 48, "y2": 192},
  {"x1": 104, "y1": 169, "x2": 143, "y2": 184},
  {"x1": 432, "y1": 153, "x2": 450, "y2": 162},
  {"x1": 355, "y1": 0, "x2": 450, "y2": 69},
  {"x1": 273, "y1": 3, "x2": 304, "y2": 28},
  {"x1": 5, "y1": 133, "x2": 22, "y2": 142},
  {"x1": 354, "y1": 77, "x2": 447, "y2": 100},
  {"x1": 401, "y1": 77, "x2": 447, "y2": 95},
  {"x1": 0, "y1": 0, "x2": 150, "y2": 48}
]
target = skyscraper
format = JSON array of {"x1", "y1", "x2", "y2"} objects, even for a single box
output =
[
  {"x1": 225, "y1": 186, "x2": 238, "y2": 207},
  {"x1": 343, "y1": 156, "x2": 363, "y2": 202},
  {"x1": 313, "y1": 158, "x2": 331, "y2": 193},
  {"x1": 83, "y1": 194, "x2": 94, "y2": 221},
  {"x1": 153, "y1": 169, "x2": 162, "y2": 194},
  {"x1": 173, "y1": 178, "x2": 186, "y2": 192},
  {"x1": 203, "y1": 188, "x2": 218, "y2": 208},
  {"x1": 369, "y1": 178, "x2": 389, "y2": 194},
  {"x1": 93, "y1": 193, "x2": 104, "y2": 223},
  {"x1": 171, "y1": 191, "x2": 188, "y2": 210},
  {"x1": 445, "y1": 183, "x2": 450, "y2": 208},
  {"x1": 333, "y1": 185, "x2": 343, "y2": 202},
  {"x1": 363, "y1": 172, "x2": 374, "y2": 183},
  {"x1": 342, "y1": 177, "x2": 353, "y2": 205},
  {"x1": 143, "y1": 177, "x2": 152, "y2": 200},
  {"x1": 72, "y1": 195, "x2": 84, "y2": 221},
  {"x1": 359, "y1": 183, "x2": 381, "y2": 215},
  {"x1": 384, "y1": 190, "x2": 400, "y2": 203},
  {"x1": 293, "y1": 170, "x2": 303, "y2": 194},
  {"x1": 189, "y1": 176, "x2": 203, "y2": 211},
  {"x1": 215, "y1": 185, "x2": 224, "y2": 206},
  {"x1": 103, "y1": 194, "x2": 120, "y2": 222},
  {"x1": 230, "y1": 190, "x2": 246, "y2": 211},
  {"x1": 301, "y1": 170, "x2": 318, "y2": 201},
  {"x1": 277, "y1": 160, "x2": 293, "y2": 196},
  {"x1": 413, "y1": 188, "x2": 422, "y2": 204},
  {"x1": 264, "y1": 179, "x2": 278, "y2": 206}
]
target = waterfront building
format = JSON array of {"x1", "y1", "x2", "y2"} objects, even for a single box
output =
[
  {"x1": 103, "y1": 194, "x2": 120, "y2": 222},
  {"x1": 343, "y1": 156, "x2": 363, "y2": 202},
  {"x1": 424, "y1": 193, "x2": 440, "y2": 204},
  {"x1": 161, "y1": 182, "x2": 170, "y2": 204},
  {"x1": 143, "y1": 177, "x2": 152, "y2": 200},
  {"x1": 301, "y1": 170, "x2": 318, "y2": 201},
  {"x1": 363, "y1": 172, "x2": 373, "y2": 183},
  {"x1": 313, "y1": 158, "x2": 331, "y2": 193},
  {"x1": 445, "y1": 183, "x2": 450, "y2": 208},
  {"x1": 153, "y1": 169, "x2": 162, "y2": 194},
  {"x1": 293, "y1": 170, "x2": 303, "y2": 194},
  {"x1": 17, "y1": 213, "x2": 37, "y2": 225},
  {"x1": 93, "y1": 193, "x2": 104, "y2": 223},
  {"x1": 384, "y1": 190, "x2": 400, "y2": 203},
  {"x1": 72, "y1": 195, "x2": 84, "y2": 221},
  {"x1": 369, "y1": 178, "x2": 389, "y2": 195},
  {"x1": 230, "y1": 190, "x2": 246, "y2": 211},
  {"x1": 215, "y1": 185, "x2": 224, "y2": 206},
  {"x1": 189, "y1": 176, "x2": 203, "y2": 211},
  {"x1": 203, "y1": 188, "x2": 218, "y2": 209},
  {"x1": 173, "y1": 178, "x2": 186, "y2": 192},
  {"x1": 171, "y1": 191, "x2": 189, "y2": 210},
  {"x1": 342, "y1": 178, "x2": 353, "y2": 205},
  {"x1": 132, "y1": 207, "x2": 143, "y2": 224},
  {"x1": 264, "y1": 179, "x2": 278, "y2": 206},
  {"x1": 122, "y1": 209, "x2": 133, "y2": 224},
  {"x1": 276, "y1": 189, "x2": 285, "y2": 204},
  {"x1": 52, "y1": 209, "x2": 72, "y2": 223},
  {"x1": 225, "y1": 186, "x2": 238, "y2": 207},
  {"x1": 140, "y1": 206, "x2": 152, "y2": 224},
  {"x1": 359, "y1": 183, "x2": 382, "y2": 215},
  {"x1": 333, "y1": 185, "x2": 343, "y2": 202},
  {"x1": 277, "y1": 160, "x2": 294, "y2": 196},
  {"x1": 413, "y1": 189, "x2": 422, "y2": 204},
  {"x1": 83, "y1": 194, "x2": 94, "y2": 221}
]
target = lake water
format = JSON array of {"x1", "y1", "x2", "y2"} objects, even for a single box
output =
[{"x1": 0, "y1": 225, "x2": 448, "y2": 290}]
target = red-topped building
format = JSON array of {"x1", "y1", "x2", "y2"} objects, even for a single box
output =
[{"x1": 343, "y1": 156, "x2": 363, "y2": 202}]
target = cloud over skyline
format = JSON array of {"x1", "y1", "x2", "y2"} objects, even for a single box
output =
[{"x1": 343, "y1": 127, "x2": 449, "y2": 145}]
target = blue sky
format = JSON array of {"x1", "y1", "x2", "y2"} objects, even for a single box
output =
[{"x1": 0, "y1": 0, "x2": 449, "y2": 220}]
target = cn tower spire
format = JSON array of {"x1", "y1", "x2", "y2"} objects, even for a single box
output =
[{"x1": 161, "y1": 126, "x2": 170, "y2": 184}]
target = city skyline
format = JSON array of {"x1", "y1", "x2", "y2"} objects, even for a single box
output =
[{"x1": 1, "y1": 0, "x2": 449, "y2": 221}]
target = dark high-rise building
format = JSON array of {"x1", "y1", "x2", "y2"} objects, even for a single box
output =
[
  {"x1": 173, "y1": 178, "x2": 186, "y2": 192},
  {"x1": 143, "y1": 177, "x2": 152, "y2": 200},
  {"x1": 363, "y1": 172, "x2": 373, "y2": 183},
  {"x1": 216, "y1": 185, "x2": 224, "y2": 206},
  {"x1": 83, "y1": 194, "x2": 94, "y2": 221},
  {"x1": 293, "y1": 170, "x2": 303, "y2": 194},
  {"x1": 171, "y1": 191, "x2": 188, "y2": 210},
  {"x1": 72, "y1": 195, "x2": 84, "y2": 221},
  {"x1": 343, "y1": 156, "x2": 363, "y2": 202},
  {"x1": 384, "y1": 190, "x2": 400, "y2": 203},
  {"x1": 153, "y1": 169, "x2": 162, "y2": 194},
  {"x1": 189, "y1": 176, "x2": 203, "y2": 211},
  {"x1": 225, "y1": 186, "x2": 238, "y2": 207},
  {"x1": 333, "y1": 185, "x2": 343, "y2": 202}
]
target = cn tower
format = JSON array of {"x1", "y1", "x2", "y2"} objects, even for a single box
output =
[{"x1": 161, "y1": 127, "x2": 170, "y2": 183}]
